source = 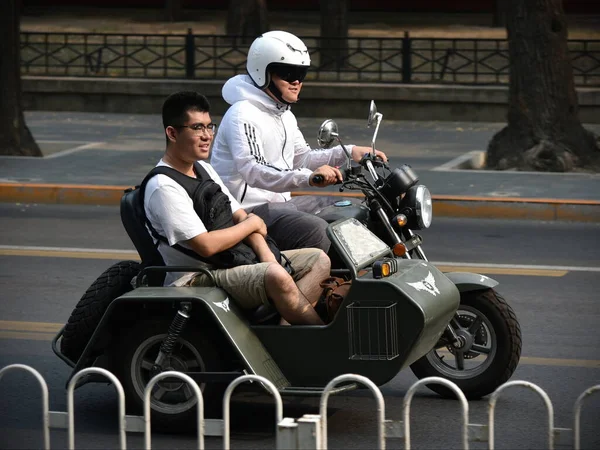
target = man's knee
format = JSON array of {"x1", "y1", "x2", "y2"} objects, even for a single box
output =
[{"x1": 265, "y1": 263, "x2": 296, "y2": 295}]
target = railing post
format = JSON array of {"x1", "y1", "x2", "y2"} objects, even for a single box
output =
[
  {"x1": 222, "y1": 374, "x2": 283, "y2": 450},
  {"x1": 489, "y1": 380, "x2": 554, "y2": 450},
  {"x1": 402, "y1": 31, "x2": 412, "y2": 83},
  {"x1": 185, "y1": 28, "x2": 195, "y2": 79},
  {"x1": 0, "y1": 364, "x2": 51, "y2": 450},
  {"x1": 297, "y1": 414, "x2": 321, "y2": 449},
  {"x1": 277, "y1": 417, "x2": 298, "y2": 449},
  {"x1": 574, "y1": 384, "x2": 600, "y2": 450},
  {"x1": 67, "y1": 367, "x2": 127, "y2": 450}
]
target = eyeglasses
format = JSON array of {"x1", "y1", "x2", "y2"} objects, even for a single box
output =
[
  {"x1": 176, "y1": 123, "x2": 218, "y2": 135},
  {"x1": 269, "y1": 63, "x2": 309, "y2": 83}
]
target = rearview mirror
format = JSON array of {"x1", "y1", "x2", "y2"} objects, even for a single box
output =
[
  {"x1": 317, "y1": 119, "x2": 339, "y2": 148},
  {"x1": 367, "y1": 100, "x2": 378, "y2": 127}
]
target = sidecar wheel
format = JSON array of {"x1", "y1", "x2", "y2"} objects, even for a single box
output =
[
  {"x1": 410, "y1": 288, "x2": 521, "y2": 399},
  {"x1": 60, "y1": 260, "x2": 140, "y2": 362},
  {"x1": 114, "y1": 320, "x2": 226, "y2": 432}
]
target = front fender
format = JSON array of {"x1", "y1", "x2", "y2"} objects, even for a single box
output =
[{"x1": 443, "y1": 271, "x2": 498, "y2": 293}]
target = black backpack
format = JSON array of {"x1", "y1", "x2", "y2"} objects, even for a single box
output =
[{"x1": 139, "y1": 162, "x2": 285, "y2": 270}]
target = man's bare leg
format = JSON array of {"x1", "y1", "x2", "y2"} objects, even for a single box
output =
[
  {"x1": 294, "y1": 250, "x2": 331, "y2": 307},
  {"x1": 265, "y1": 264, "x2": 324, "y2": 325}
]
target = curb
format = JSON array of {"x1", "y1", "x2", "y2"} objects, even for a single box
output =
[{"x1": 1, "y1": 183, "x2": 600, "y2": 223}]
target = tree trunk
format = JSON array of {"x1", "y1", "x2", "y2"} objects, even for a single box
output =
[
  {"x1": 320, "y1": 0, "x2": 349, "y2": 70},
  {"x1": 492, "y1": 0, "x2": 506, "y2": 28},
  {"x1": 0, "y1": 0, "x2": 42, "y2": 157},
  {"x1": 487, "y1": 0, "x2": 599, "y2": 172},
  {"x1": 165, "y1": 0, "x2": 182, "y2": 22},
  {"x1": 226, "y1": 0, "x2": 268, "y2": 42}
]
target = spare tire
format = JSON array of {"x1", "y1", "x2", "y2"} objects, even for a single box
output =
[{"x1": 60, "y1": 260, "x2": 141, "y2": 362}]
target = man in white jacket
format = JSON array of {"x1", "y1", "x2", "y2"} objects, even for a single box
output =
[{"x1": 211, "y1": 30, "x2": 387, "y2": 253}]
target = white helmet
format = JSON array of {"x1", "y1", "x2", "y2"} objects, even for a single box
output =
[{"x1": 247, "y1": 30, "x2": 311, "y2": 89}]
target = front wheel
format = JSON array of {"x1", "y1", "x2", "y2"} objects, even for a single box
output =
[{"x1": 410, "y1": 288, "x2": 522, "y2": 399}]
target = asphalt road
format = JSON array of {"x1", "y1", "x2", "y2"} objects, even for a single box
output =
[{"x1": 0, "y1": 204, "x2": 599, "y2": 449}]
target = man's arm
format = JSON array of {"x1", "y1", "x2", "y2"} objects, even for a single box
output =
[
  {"x1": 292, "y1": 127, "x2": 388, "y2": 169},
  {"x1": 292, "y1": 126, "x2": 354, "y2": 170},
  {"x1": 147, "y1": 180, "x2": 268, "y2": 259},
  {"x1": 224, "y1": 109, "x2": 314, "y2": 191},
  {"x1": 185, "y1": 214, "x2": 264, "y2": 258},
  {"x1": 232, "y1": 208, "x2": 277, "y2": 263}
]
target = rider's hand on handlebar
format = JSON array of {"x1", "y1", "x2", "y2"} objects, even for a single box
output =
[
  {"x1": 309, "y1": 165, "x2": 343, "y2": 187},
  {"x1": 351, "y1": 145, "x2": 388, "y2": 163}
]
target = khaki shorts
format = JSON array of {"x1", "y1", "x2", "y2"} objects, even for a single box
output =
[{"x1": 188, "y1": 248, "x2": 323, "y2": 309}]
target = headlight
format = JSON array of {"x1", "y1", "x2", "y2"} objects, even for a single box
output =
[
  {"x1": 415, "y1": 185, "x2": 433, "y2": 228},
  {"x1": 400, "y1": 185, "x2": 433, "y2": 229}
]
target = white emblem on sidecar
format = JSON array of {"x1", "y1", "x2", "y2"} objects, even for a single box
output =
[
  {"x1": 214, "y1": 299, "x2": 230, "y2": 312},
  {"x1": 407, "y1": 272, "x2": 441, "y2": 296}
]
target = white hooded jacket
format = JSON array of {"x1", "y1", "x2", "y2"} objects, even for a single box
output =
[{"x1": 210, "y1": 75, "x2": 353, "y2": 209}]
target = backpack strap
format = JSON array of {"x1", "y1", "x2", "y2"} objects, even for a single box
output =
[{"x1": 138, "y1": 165, "x2": 213, "y2": 264}]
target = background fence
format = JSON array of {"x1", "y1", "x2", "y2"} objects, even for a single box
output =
[{"x1": 20, "y1": 31, "x2": 600, "y2": 86}]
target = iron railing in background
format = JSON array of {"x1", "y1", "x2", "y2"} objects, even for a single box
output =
[{"x1": 20, "y1": 30, "x2": 600, "y2": 85}]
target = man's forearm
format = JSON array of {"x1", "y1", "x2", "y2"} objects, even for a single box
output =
[{"x1": 244, "y1": 233, "x2": 277, "y2": 263}]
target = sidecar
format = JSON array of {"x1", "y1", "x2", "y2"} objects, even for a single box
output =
[{"x1": 52, "y1": 187, "x2": 460, "y2": 430}]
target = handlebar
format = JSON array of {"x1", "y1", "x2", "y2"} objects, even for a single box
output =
[
  {"x1": 310, "y1": 166, "x2": 349, "y2": 186},
  {"x1": 310, "y1": 174, "x2": 325, "y2": 185}
]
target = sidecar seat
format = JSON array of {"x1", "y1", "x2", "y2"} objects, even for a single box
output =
[{"x1": 120, "y1": 186, "x2": 166, "y2": 285}]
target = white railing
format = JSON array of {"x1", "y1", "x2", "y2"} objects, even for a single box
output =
[{"x1": 1, "y1": 363, "x2": 598, "y2": 449}]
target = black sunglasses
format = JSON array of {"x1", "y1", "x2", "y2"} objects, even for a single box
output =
[{"x1": 269, "y1": 63, "x2": 309, "y2": 83}]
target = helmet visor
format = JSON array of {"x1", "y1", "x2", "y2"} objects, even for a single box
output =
[{"x1": 269, "y1": 63, "x2": 309, "y2": 83}]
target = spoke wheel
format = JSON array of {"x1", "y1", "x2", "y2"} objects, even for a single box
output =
[
  {"x1": 114, "y1": 320, "x2": 228, "y2": 431},
  {"x1": 429, "y1": 305, "x2": 497, "y2": 378},
  {"x1": 130, "y1": 334, "x2": 206, "y2": 415},
  {"x1": 410, "y1": 288, "x2": 521, "y2": 399}
]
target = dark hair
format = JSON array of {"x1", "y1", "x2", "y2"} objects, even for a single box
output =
[{"x1": 162, "y1": 91, "x2": 211, "y2": 143}]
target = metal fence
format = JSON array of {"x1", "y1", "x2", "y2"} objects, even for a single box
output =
[
  {"x1": 20, "y1": 30, "x2": 600, "y2": 85},
  {"x1": 1, "y1": 363, "x2": 599, "y2": 449}
]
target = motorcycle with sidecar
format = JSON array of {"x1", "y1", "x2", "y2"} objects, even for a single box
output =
[{"x1": 52, "y1": 102, "x2": 521, "y2": 431}]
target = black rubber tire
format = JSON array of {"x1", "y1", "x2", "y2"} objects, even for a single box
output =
[
  {"x1": 113, "y1": 320, "x2": 226, "y2": 432},
  {"x1": 410, "y1": 288, "x2": 522, "y2": 399},
  {"x1": 60, "y1": 260, "x2": 141, "y2": 362}
]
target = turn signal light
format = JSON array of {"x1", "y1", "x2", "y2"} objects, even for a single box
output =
[
  {"x1": 392, "y1": 243, "x2": 407, "y2": 257},
  {"x1": 394, "y1": 214, "x2": 408, "y2": 227},
  {"x1": 373, "y1": 258, "x2": 398, "y2": 279}
]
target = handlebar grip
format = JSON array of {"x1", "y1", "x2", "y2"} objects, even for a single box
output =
[{"x1": 311, "y1": 174, "x2": 325, "y2": 185}]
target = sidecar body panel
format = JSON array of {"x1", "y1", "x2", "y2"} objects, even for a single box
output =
[
  {"x1": 252, "y1": 259, "x2": 459, "y2": 387},
  {"x1": 71, "y1": 286, "x2": 290, "y2": 390}
]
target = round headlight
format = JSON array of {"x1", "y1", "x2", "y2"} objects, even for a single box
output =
[{"x1": 415, "y1": 185, "x2": 433, "y2": 228}]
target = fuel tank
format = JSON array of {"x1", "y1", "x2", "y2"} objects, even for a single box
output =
[{"x1": 316, "y1": 201, "x2": 370, "y2": 225}]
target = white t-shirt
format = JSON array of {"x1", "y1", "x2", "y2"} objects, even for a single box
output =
[{"x1": 144, "y1": 159, "x2": 242, "y2": 286}]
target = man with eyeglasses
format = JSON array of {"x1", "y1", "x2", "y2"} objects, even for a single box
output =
[
  {"x1": 211, "y1": 30, "x2": 387, "y2": 253},
  {"x1": 141, "y1": 91, "x2": 328, "y2": 325}
]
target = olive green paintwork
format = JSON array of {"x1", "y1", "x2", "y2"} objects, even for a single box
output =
[
  {"x1": 443, "y1": 271, "x2": 499, "y2": 293},
  {"x1": 252, "y1": 259, "x2": 460, "y2": 387},
  {"x1": 78, "y1": 286, "x2": 290, "y2": 390}
]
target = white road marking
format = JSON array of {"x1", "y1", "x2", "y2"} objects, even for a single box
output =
[
  {"x1": 0, "y1": 141, "x2": 104, "y2": 159},
  {"x1": 44, "y1": 141, "x2": 105, "y2": 158}
]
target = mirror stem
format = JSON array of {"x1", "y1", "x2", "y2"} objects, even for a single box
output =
[
  {"x1": 371, "y1": 113, "x2": 383, "y2": 157},
  {"x1": 337, "y1": 138, "x2": 353, "y2": 169}
]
